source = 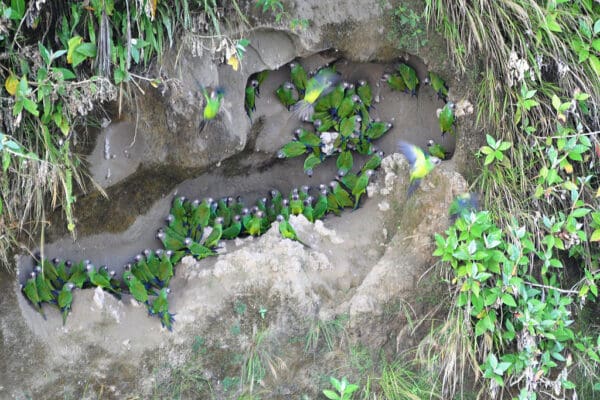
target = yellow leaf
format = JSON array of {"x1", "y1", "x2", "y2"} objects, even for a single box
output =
[
  {"x1": 227, "y1": 55, "x2": 239, "y2": 71},
  {"x1": 150, "y1": 79, "x2": 161, "y2": 88},
  {"x1": 596, "y1": 187, "x2": 600, "y2": 197},
  {"x1": 150, "y1": 0, "x2": 157, "y2": 20},
  {"x1": 67, "y1": 36, "x2": 83, "y2": 64},
  {"x1": 563, "y1": 162, "x2": 573, "y2": 174},
  {"x1": 4, "y1": 74, "x2": 18, "y2": 96}
]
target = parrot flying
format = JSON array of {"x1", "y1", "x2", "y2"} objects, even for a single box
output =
[
  {"x1": 397, "y1": 140, "x2": 441, "y2": 197},
  {"x1": 449, "y1": 193, "x2": 480, "y2": 221},
  {"x1": 293, "y1": 68, "x2": 340, "y2": 121},
  {"x1": 201, "y1": 87, "x2": 225, "y2": 122}
]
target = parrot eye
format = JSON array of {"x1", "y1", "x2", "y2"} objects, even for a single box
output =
[
  {"x1": 427, "y1": 139, "x2": 434, "y2": 146},
  {"x1": 276, "y1": 215, "x2": 284, "y2": 222},
  {"x1": 251, "y1": 80, "x2": 259, "y2": 88},
  {"x1": 184, "y1": 238, "x2": 192, "y2": 246},
  {"x1": 433, "y1": 158, "x2": 442, "y2": 165}
]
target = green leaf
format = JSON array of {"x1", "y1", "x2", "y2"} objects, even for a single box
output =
[
  {"x1": 572, "y1": 208, "x2": 591, "y2": 218},
  {"x1": 593, "y1": 39, "x2": 600, "y2": 53},
  {"x1": 546, "y1": 14, "x2": 562, "y2": 32},
  {"x1": 10, "y1": 0, "x2": 25, "y2": 20},
  {"x1": 501, "y1": 293, "x2": 517, "y2": 307},
  {"x1": 38, "y1": 42, "x2": 50, "y2": 66},
  {"x1": 2, "y1": 151, "x2": 10, "y2": 172},
  {"x1": 22, "y1": 98, "x2": 39, "y2": 116},
  {"x1": 322, "y1": 390, "x2": 339, "y2": 400},
  {"x1": 75, "y1": 42, "x2": 97, "y2": 58},
  {"x1": 589, "y1": 54, "x2": 600, "y2": 77},
  {"x1": 486, "y1": 134, "x2": 496, "y2": 148},
  {"x1": 594, "y1": 19, "x2": 600, "y2": 35},
  {"x1": 51, "y1": 67, "x2": 76, "y2": 80},
  {"x1": 590, "y1": 229, "x2": 600, "y2": 242},
  {"x1": 552, "y1": 95, "x2": 561, "y2": 111}
]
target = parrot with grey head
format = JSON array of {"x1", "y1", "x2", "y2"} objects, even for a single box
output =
[
  {"x1": 123, "y1": 270, "x2": 150, "y2": 306},
  {"x1": 278, "y1": 140, "x2": 307, "y2": 159},
  {"x1": 352, "y1": 170, "x2": 374, "y2": 209},
  {"x1": 151, "y1": 287, "x2": 175, "y2": 332},
  {"x1": 397, "y1": 63, "x2": 419, "y2": 96},
  {"x1": 290, "y1": 62, "x2": 308, "y2": 95},
  {"x1": 222, "y1": 215, "x2": 243, "y2": 240},
  {"x1": 203, "y1": 217, "x2": 223, "y2": 249},
  {"x1": 313, "y1": 189, "x2": 329, "y2": 220},
  {"x1": 277, "y1": 215, "x2": 309, "y2": 247},
  {"x1": 86, "y1": 264, "x2": 121, "y2": 298},
  {"x1": 57, "y1": 282, "x2": 75, "y2": 326},
  {"x1": 275, "y1": 81, "x2": 298, "y2": 110},
  {"x1": 439, "y1": 102, "x2": 456, "y2": 137},
  {"x1": 382, "y1": 72, "x2": 407, "y2": 92},
  {"x1": 293, "y1": 68, "x2": 341, "y2": 121},
  {"x1": 22, "y1": 272, "x2": 46, "y2": 319},
  {"x1": 34, "y1": 266, "x2": 56, "y2": 303},
  {"x1": 427, "y1": 139, "x2": 447, "y2": 160},
  {"x1": 361, "y1": 151, "x2": 384, "y2": 174},
  {"x1": 330, "y1": 181, "x2": 353, "y2": 209},
  {"x1": 184, "y1": 237, "x2": 215, "y2": 259},
  {"x1": 357, "y1": 80, "x2": 373, "y2": 109},
  {"x1": 302, "y1": 197, "x2": 315, "y2": 222},
  {"x1": 426, "y1": 71, "x2": 448, "y2": 101},
  {"x1": 244, "y1": 79, "x2": 259, "y2": 120},
  {"x1": 68, "y1": 260, "x2": 89, "y2": 289},
  {"x1": 397, "y1": 140, "x2": 441, "y2": 197}
]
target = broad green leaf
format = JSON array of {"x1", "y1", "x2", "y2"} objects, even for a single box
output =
[
  {"x1": 51, "y1": 67, "x2": 76, "y2": 80},
  {"x1": 67, "y1": 36, "x2": 83, "y2": 64},
  {"x1": 502, "y1": 293, "x2": 517, "y2": 307},
  {"x1": 572, "y1": 208, "x2": 591, "y2": 218},
  {"x1": 10, "y1": 0, "x2": 25, "y2": 20},
  {"x1": 590, "y1": 54, "x2": 600, "y2": 77},
  {"x1": 590, "y1": 229, "x2": 600, "y2": 242},
  {"x1": 546, "y1": 14, "x2": 562, "y2": 32}
]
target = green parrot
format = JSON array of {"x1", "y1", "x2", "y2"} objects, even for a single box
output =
[
  {"x1": 151, "y1": 288, "x2": 175, "y2": 332},
  {"x1": 190, "y1": 198, "x2": 212, "y2": 232},
  {"x1": 365, "y1": 121, "x2": 393, "y2": 141},
  {"x1": 22, "y1": 272, "x2": 45, "y2": 319},
  {"x1": 123, "y1": 270, "x2": 149, "y2": 305},
  {"x1": 269, "y1": 189, "x2": 283, "y2": 215},
  {"x1": 222, "y1": 215, "x2": 243, "y2": 240},
  {"x1": 289, "y1": 193, "x2": 304, "y2": 216},
  {"x1": 245, "y1": 79, "x2": 259, "y2": 120},
  {"x1": 293, "y1": 68, "x2": 340, "y2": 121},
  {"x1": 336, "y1": 151, "x2": 353, "y2": 176},
  {"x1": 302, "y1": 197, "x2": 314, "y2": 222},
  {"x1": 340, "y1": 173, "x2": 358, "y2": 193},
  {"x1": 361, "y1": 151, "x2": 384, "y2": 174},
  {"x1": 203, "y1": 217, "x2": 223, "y2": 249},
  {"x1": 397, "y1": 63, "x2": 419, "y2": 95},
  {"x1": 352, "y1": 170, "x2": 374, "y2": 209},
  {"x1": 336, "y1": 94, "x2": 358, "y2": 120},
  {"x1": 382, "y1": 72, "x2": 407, "y2": 92},
  {"x1": 356, "y1": 80, "x2": 372, "y2": 109},
  {"x1": 303, "y1": 153, "x2": 322, "y2": 177},
  {"x1": 157, "y1": 251, "x2": 174, "y2": 286},
  {"x1": 323, "y1": 185, "x2": 342, "y2": 216},
  {"x1": 184, "y1": 237, "x2": 216, "y2": 259},
  {"x1": 157, "y1": 228, "x2": 187, "y2": 252},
  {"x1": 201, "y1": 86, "x2": 225, "y2": 121},
  {"x1": 277, "y1": 141, "x2": 307, "y2": 159},
  {"x1": 449, "y1": 193, "x2": 479, "y2": 221},
  {"x1": 57, "y1": 282, "x2": 75, "y2": 326},
  {"x1": 68, "y1": 260, "x2": 89, "y2": 289},
  {"x1": 216, "y1": 198, "x2": 232, "y2": 227},
  {"x1": 427, "y1": 71, "x2": 448, "y2": 100},
  {"x1": 339, "y1": 115, "x2": 360, "y2": 138},
  {"x1": 131, "y1": 254, "x2": 159, "y2": 289},
  {"x1": 245, "y1": 210, "x2": 266, "y2": 236},
  {"x1": 294, "y1": 127, "x2": 321, "y2": 150},
  {"x1": 397, "y1": 140, "x2": 441, "y2": 197},
  {"x1": 34, "y1": 266, "x2": 56, "y2": 303},
  {"x1": 427, "y1": 139, "x2": 447, "y2": 160},
  {"x1": 53, "y1": 258, "x2": 70, "y2": 283},
  {"x1": 254, "y1": 70, "x2": 269, "y2": 90},
  {"x1": 276, "y1": 215, "x2": 309, "y2": 246},
  {"x1": 170, "y1": 196, "x2": 188, "y2": 224},
  {"x1": 275, "y1": 81, "x2": 297, "y2": 110},
  {"x1": 313, "y1": 189, "x2": 329, "y2": 220},
  {"x1": 40, "y1": 258, "x2": 60, "y2": 287},
  {"x1": 86, "y1": 264, "x2": 121, "y2": 297},
  {"x1": 330, "y1": 181, "x2": 353, "y2": 209},
  {"x1": 279, "y1": 199, "x2": 291, "y2": 220},
  {"x1": 439, "y1": 102, "x2": 456, "y2": 136},
  {"x1": 289, "y1": 62, "x2": 308, "y2": 95}
]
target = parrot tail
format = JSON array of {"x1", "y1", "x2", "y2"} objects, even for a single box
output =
[
  {"x1": 292, "y1": 100, "x2": 315, "y2": 122},
  {"x1": 406, "y1": 179, "x2": 421, "y2": 197}
]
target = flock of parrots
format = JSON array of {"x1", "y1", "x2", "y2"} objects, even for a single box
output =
[{"x1": 21, "y1": 59, "x2": 471, "y2": 332}]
